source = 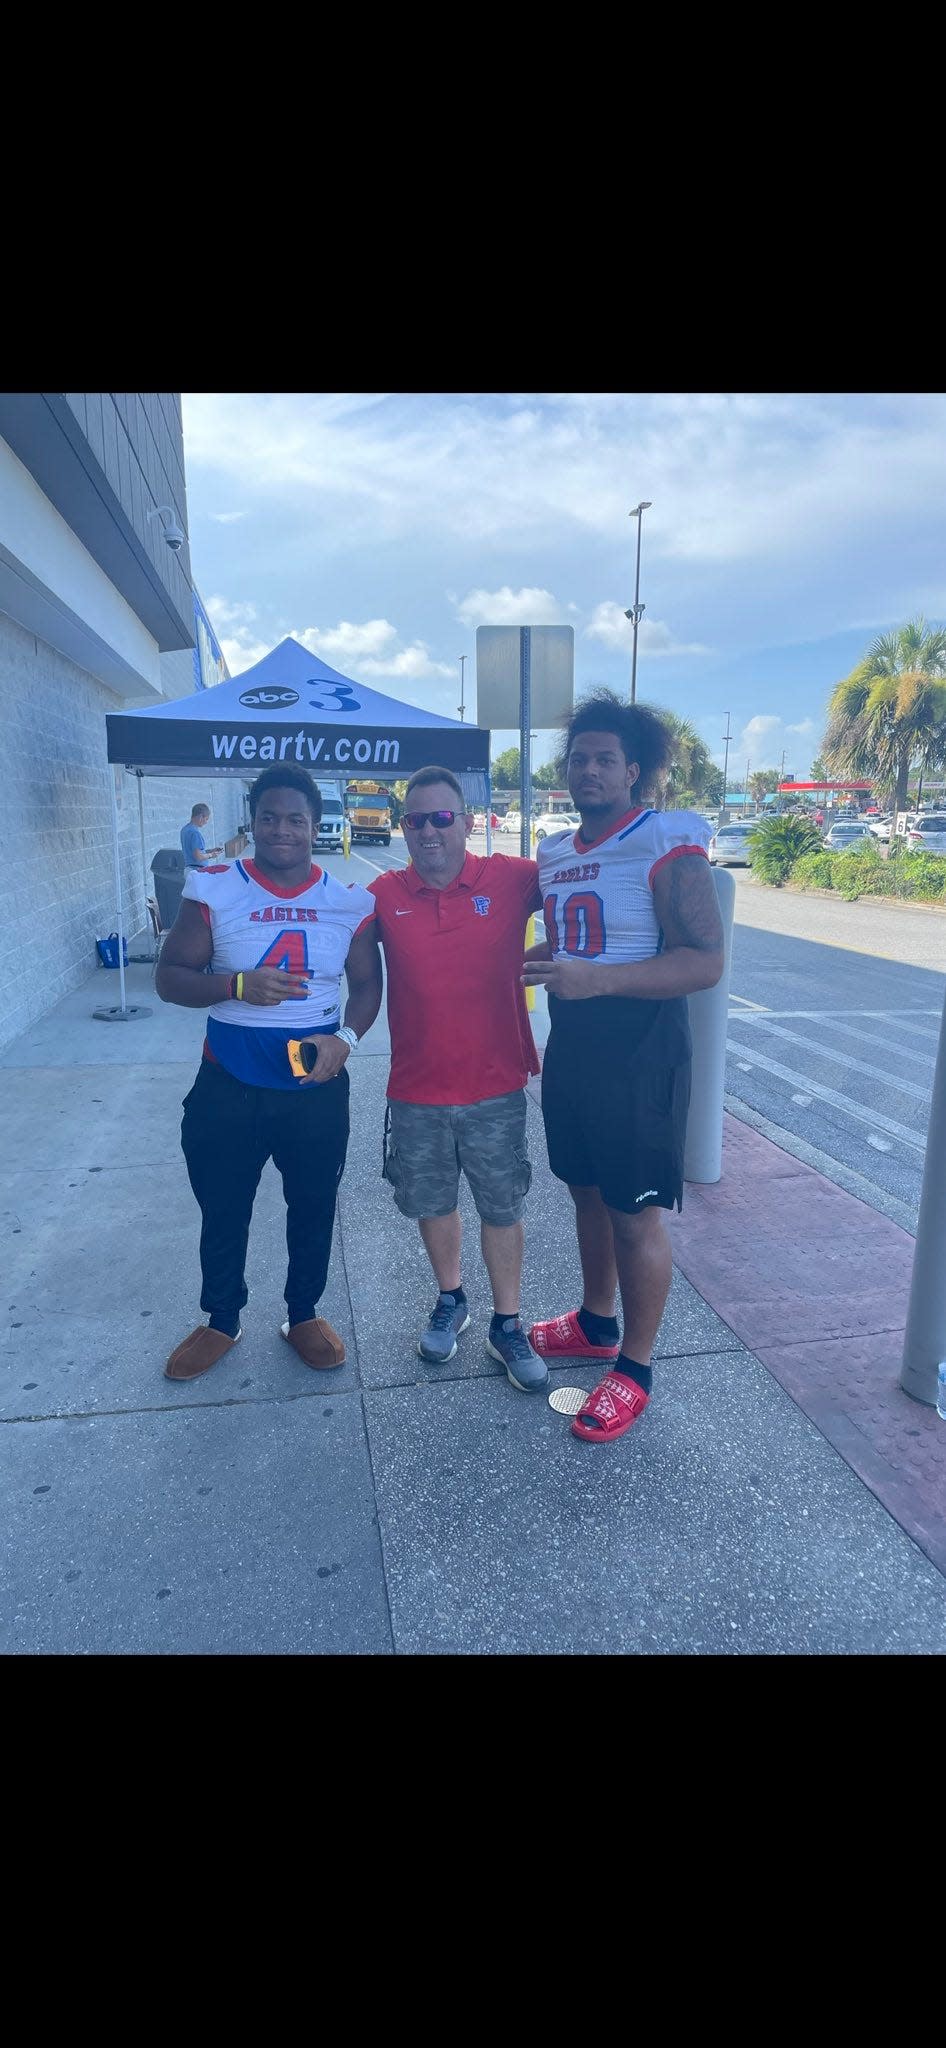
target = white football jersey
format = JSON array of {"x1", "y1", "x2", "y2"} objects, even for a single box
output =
[
  {"x1": 536, "y1": 807, "x2": 711, "y2": 963},
  {"x1": 183, "y1": 857, "x2": 373, "y2": 1033}
]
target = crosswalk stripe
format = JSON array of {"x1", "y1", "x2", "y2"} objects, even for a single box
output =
[
  {"x1": 725, "y1": 1041, "x2": 928, "y2": 1153},
  {"x1": 727, "y1": 1018, "x2": 934, "y2": 1099}
]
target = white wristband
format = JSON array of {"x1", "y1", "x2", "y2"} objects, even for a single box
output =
[{"x1": 335, "y1": 1024, "x2": 359, "y2": 1052}]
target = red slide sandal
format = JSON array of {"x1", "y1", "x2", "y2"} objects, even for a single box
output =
[
  {"x1": 529, "y1": 1310, "x2": 619, "y2": 1360},
  {"x1": 571, "y1": 1373, "x2": 650, "y2": 1443}
]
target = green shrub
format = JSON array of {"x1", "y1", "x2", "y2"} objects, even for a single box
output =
[
  {"x1": 747, "y1": 814, "x2": 823, "y2": 886},
  {"x1": 898, "y1": 851, "x2": 946, "y2": 898},
  {"x1": 832, "y1": 838, "x2": 882, "y2": 900},
  {"x1": 791, "y1": 851, "x2": 836, "y2": 890}
]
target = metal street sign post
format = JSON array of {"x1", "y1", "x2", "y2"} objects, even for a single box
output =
[{"x1": 518, "y1": 629, "x2": 531, "y2": 859}]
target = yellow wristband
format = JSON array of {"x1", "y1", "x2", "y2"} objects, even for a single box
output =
[{"x1": 236, "y1": 972, "x2": 244, "y2": 1000}]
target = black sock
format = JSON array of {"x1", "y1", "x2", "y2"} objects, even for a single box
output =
[
  {"x1": 614, "y1": 1355, "x2": 652, "y2": 1394},
  {"x1": 440, "y1": 1287, "x2": 466, "y2": 1306},
  {"x1": 578, "y1": 1306, "x2": 619, "y2": 1344},
  {"x1": 208, "y1": 1312, "x2": 241, "y2": 1339},
  {"x1": 490, "y1": 1309, "x2": 519, "y2": 1335}
]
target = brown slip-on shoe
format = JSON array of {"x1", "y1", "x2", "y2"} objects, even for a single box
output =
[
  {"x1": 164, "y1": 1325, "x2": 242, "y2": 1381},
  {"x1": 281, "y1": 1317, "x2": 345, "y2": 1369}
]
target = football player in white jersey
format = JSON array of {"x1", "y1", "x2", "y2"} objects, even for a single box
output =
[
  {"x1": 522, "y1": 693, "x2": 724, "y2": 1444},
  {"x1": 156, "y1": 767, "x2": 382, "y2": 1383}
]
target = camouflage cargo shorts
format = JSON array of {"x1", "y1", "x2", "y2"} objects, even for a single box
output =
[{"x1": 383, "y1": 1091, "x2": 532, "y2": 1225}]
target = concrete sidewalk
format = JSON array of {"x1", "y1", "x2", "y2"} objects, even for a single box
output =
[{"x1": 2, "y1": 963, "x2": 944, "y2": 1655}]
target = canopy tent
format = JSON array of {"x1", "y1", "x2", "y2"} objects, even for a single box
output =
[
  {"x1": 99, "y1": 638, "x2": 490, "y2": 1020},
  {"x1": 106, "y1": 636, "x2": 489, "y2": 786}
]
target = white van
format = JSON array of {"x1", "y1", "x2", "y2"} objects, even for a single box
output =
[{"x1": 314, "y1": 782, "x2": 345, "y2": 853}]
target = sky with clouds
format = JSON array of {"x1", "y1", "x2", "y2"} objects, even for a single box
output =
[{"x1": 181, "y1": 392, "x2": 946, "y2": 781}]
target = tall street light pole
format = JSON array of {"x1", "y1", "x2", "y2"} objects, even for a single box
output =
[
  {"x1": 721, "y1": 713, "x2": 733, "y2": 823},
  {"x1": 625, "y1": 500, "x2": 652, "y2": 703},
  {"x1": 458, "y1": 654, "x2": 467, "y2": 722}
]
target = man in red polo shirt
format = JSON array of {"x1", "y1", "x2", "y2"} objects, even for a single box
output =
[{"x1": 363, "y1": 764, "x2": 549, "y2": 1392}]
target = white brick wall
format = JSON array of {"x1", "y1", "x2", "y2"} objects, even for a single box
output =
[{"x1": 0, "y1": 614, "x2": 247, "y2": 1054}]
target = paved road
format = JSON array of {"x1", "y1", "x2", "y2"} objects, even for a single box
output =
[
  {"x1": 333, "y1": 839, "x2": 946, "y2": 1234},
  {"x1": 723, "y1": 871, "x2": 946, "y2": 1230}
]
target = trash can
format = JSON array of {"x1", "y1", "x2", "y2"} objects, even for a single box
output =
[{"x1": 151, "y1": 847, "x2": 186, "y2": 931}]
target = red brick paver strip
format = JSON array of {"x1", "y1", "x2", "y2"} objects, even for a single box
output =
[{"x1": 667, "y1": 1115, "x2": 946, "y2": 1575}]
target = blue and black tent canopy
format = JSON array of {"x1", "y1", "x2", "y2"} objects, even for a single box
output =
[{"x1": 106, "y1": 635, "x2": 490, "y2": 799}]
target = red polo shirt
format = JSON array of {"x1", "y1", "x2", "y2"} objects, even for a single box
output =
[{"x1": 366, "y1": 852, "x2": 542, "y2": 1104}]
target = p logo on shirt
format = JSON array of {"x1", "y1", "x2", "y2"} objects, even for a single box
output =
[{"x1": 471, "y1": 897, "x2": 491, "y2": 917}]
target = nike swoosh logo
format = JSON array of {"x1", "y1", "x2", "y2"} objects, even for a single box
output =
[{"x1": 395, "y1": 909, "x2": 412, "y2": 916}]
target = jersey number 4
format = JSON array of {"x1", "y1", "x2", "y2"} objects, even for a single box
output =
[
  {"x1": 543, "y1": 891, "x2": 606, "y2": 958},
  {"x1": 255, "y1": 929, "x2": 309, "y2": 995}
]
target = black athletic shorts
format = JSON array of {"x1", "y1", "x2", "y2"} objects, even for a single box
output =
[{"x1": 541, "y1": 1033, "x2": 691, "y2": 1214}]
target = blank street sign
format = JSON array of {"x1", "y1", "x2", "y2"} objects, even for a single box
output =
[{"x1": 475, "y1": 625, "x2": 574, "y2": 730}]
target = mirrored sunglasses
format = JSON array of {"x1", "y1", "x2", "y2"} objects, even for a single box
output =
[{"x1": 402, "y1": 809, "x2": 460, "y2": 830}]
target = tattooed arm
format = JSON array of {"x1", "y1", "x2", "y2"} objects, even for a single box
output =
[{"x1": 521, "y1": 854, "x2": 724, "y2": 1001}]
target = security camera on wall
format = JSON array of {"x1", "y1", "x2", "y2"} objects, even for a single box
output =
[{"x1": 148, "y1": 504, "x2": 186, "y2": 551}]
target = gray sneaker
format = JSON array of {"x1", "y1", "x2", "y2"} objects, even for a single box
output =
[
  {"x1": 417, "y1": 1293, "x2": 471, "y2": 1362},
  {"x1": 486, "y1": 1316, "x2": 551, "y2": 1393}
]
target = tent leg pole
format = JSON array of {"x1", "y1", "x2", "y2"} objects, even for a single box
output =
[
  {"x1": 111, "y1": 769, "x2": 128, "y2": 1012},
  {"x1": 137, "y1": 771, "x2": 152, "y2": 959},
  {"x1": 93, "y1": 767, "x2": 150, "y2": 1022}
]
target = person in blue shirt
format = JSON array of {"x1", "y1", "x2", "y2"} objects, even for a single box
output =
[{"x1": 180, "y1": 803, "x2": 222, "y2": 869}]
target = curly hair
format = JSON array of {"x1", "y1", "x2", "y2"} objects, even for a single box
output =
[{"x1": 558, "y1": 689, "x2": 674, "y2": 795}]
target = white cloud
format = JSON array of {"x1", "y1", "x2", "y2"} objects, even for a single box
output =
[
  {"x1": 455, "y1": 586, "x2": 567, "y2": 628},
  {"x1": 205, "y1": 595, "x2": 258, "y2": 627},
  {"x1": 217, "y1": 632, "x2": 274, "y2": 675},
  {"x1": 360, "y1": 645, "x2": 454, "y2": 681},
  {"x1": 727, "y1": 712, "x2": 815, "y2": 776},
  {"x1": 296, "y1": 619, "x2": 453, "y2": 683},
  {"x1": 298, "y1": 619, "x2": 399, "y2": 662},
  {"x1": 210, "y1": 511, "x2": 248, "y2": 524},
  {"x1": 585, "y1": 601, "x2": 710, "y2": 657}
]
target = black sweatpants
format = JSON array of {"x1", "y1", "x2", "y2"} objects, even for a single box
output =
[{"x1": 180, "y1": 1058, "x2": 350, "y2": 1325}]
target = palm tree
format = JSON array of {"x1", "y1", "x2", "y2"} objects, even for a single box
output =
[
  {"x1": 658, "y1": 710, "x2": 717, "y2": 809},
  {"x1": 824, "y1": 618, "x2": 946, "y2": 815}
]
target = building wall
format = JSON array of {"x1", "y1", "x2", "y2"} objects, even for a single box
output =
[
  {"x1": 0, "y1": 393, "x2": 193, "y2": 656},
  {"x1": 0, "y1": 613, "x2": 246, "y2": 1055}
]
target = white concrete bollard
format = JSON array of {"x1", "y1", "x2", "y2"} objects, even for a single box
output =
[
  {"x1": 683, "y1": 865, "x2": 736, "y2": 1184},
  {"x1": 900, "y1": 987, "x2": 946, "y2": 1407}
]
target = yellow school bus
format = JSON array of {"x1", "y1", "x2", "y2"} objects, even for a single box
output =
[{"x1": 345, "y1": 782, "x2": 392, "y2": 846}]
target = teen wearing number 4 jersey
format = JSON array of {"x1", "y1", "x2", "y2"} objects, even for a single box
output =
[
  {"x1": 156, "y1": 767, "x2": 382, "y2": 1383},
  {"x1": 522, "y1": 693, "x2": 724, "y2": 1444}
]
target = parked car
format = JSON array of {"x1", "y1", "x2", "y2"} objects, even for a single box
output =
[
  {"x1": 471, "y1": 813, "x2": 486, "y2": 831},
  {"x1": 905, "y1": 813, "x2": 946, "y2": 855},
  {"x1": 708, "y1": 822, "x2": 755, "y2": 866},
  {"x1": 533, "y1": 810, "x2": 580, "y2": 840},
  {"x1": 867, "y1": 815, "x2": 893, "y2": 842},
  {"x1": 823, "y1": 822, "x2": 874, "y2": 851},
  {"x1": 499, "y1": 811, "x2": 521, "y2": 835}
]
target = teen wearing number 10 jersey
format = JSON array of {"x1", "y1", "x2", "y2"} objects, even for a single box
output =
[{"x1": 522, "y1": 695, "x2": 724, "y2": 1446}]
